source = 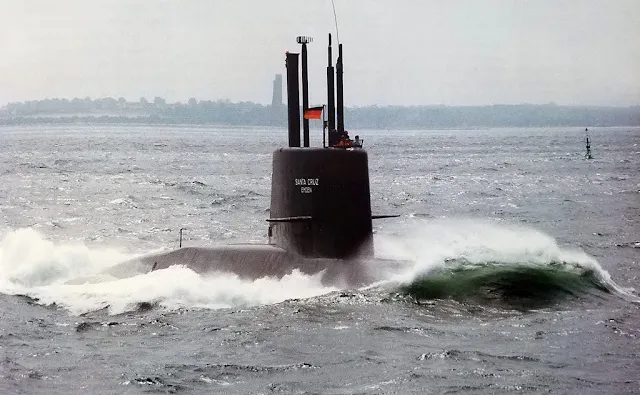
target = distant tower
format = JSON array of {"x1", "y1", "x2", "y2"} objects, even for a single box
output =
[{"x1": 271, "y1": 74, "x2": 283, "y2": 107}]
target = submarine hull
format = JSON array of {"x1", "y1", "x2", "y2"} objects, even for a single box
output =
[{"x1": 107, "y1": 245, "x2": 405, "y2": 287}]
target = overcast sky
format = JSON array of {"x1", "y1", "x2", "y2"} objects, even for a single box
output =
[{"x1": 1, "y1": 0, "x2": 638, "y2": 107}]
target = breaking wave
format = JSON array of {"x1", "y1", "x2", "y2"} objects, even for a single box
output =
[
  {"x1": 1, "y1": 220, "x2": 636, "y2": 315},
  {"x1": 399, "y1": 262, "x2": 610, "y2": 309},
  {"x1": 375, "y1": 219, "x2": 638, "y2": 309},
  {"x1": 0, "y1": 228, "x2": 334, "y2": 315}
]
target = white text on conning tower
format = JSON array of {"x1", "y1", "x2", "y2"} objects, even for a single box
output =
[{"x1": 294, "y1": 178, "x2": 320, "y2": 193}]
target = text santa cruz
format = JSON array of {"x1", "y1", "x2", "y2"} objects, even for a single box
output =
[{"x1": 294, "y1": 178, "x2": 320, "y2": 194}]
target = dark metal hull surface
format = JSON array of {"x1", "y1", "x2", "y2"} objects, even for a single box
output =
[{"x1": 107, "y1": 245, "x2": 406, "y2": 288}]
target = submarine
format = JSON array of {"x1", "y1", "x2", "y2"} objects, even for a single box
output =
[{"x1": 111, "y1": 35, "x2": 403, "y2": 287}]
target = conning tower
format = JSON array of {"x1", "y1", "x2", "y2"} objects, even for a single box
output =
[{"x1": 268, "y1": 35, "x2": 374, "y2": 259}]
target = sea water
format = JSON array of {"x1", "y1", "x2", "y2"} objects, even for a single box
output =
[{"x1": 0, "y1": 125, "x2": 638, "y2": 394}]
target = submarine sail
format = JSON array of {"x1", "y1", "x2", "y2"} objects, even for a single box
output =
[{"x1": 109, "y1": 35, "x2": 400, "y2": 286}]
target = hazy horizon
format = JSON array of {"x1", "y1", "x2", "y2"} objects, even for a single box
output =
[
  {"x1": 3, "y1": 96, "x2": 640, "y2": 109},
  {"x1": 1, "y1": 1, "x2": 639, "y2": 108}
]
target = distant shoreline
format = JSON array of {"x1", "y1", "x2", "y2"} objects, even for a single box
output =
[
  {"x1": 0, "y1": 117, "x2": 640, "y2": 131},
  {"x1": 1, "y1": 100, "x2": 639, "y2": 129}
]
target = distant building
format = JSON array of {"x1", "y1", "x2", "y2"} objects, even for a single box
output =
[{"x1": 271, "y1": 74, "x2": 283, "y2": 107}]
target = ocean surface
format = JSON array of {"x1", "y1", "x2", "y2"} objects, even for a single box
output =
[{"x1": 0, "y1": 124, "x2": 638, "y2": 394}]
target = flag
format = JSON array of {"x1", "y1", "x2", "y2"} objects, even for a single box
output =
[{"x1": 303, "y1": 106, "x2": 323, "y2": 120}]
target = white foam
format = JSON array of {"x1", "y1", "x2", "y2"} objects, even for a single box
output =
[
  {"x1": 12, "y1": 265, "x2": 334, "y2": 316},
  {"x1": 0, "y1": 228, "x2": 132, "y2": 288},
  {"x1": 0, "y1": 228, "x2": 336, "y2": 315}
]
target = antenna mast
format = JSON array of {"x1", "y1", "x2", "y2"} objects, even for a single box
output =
[
  {"x1": 331, "y1": 0, "x2": 340, "y2": 44},
  {"x1": 297, "y1": 36, "x2": 313, "y2": 147}
]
